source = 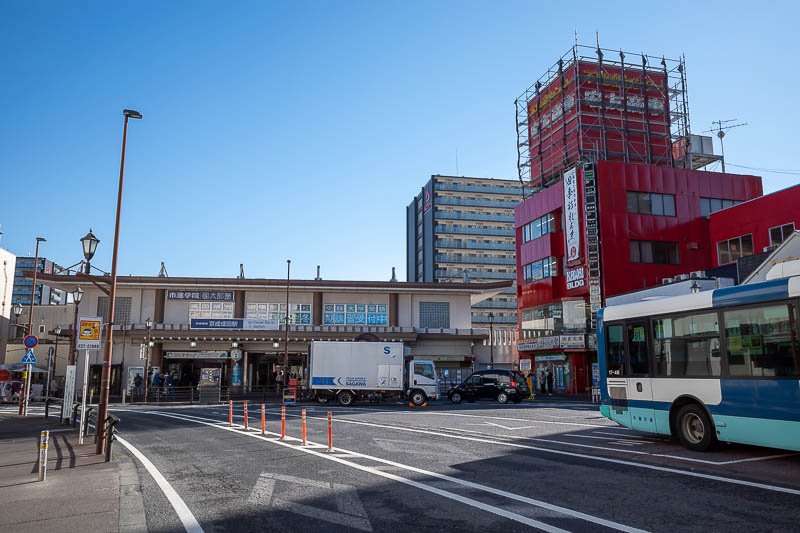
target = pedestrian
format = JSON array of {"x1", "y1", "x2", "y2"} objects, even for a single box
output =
[
  {"x1": 50, "y1": 377, "x2": 59, "y2": 397},
  {"x1": 530, "y1": 371, "x2": 536, "y2": 396},
  {"x1": 539, "y1": 369, "x2": 546, "y2": 395},
  {"x1": 546, "y1": 368, "x2": 554, "y2": 395},
  {"x1": 133, "y1": 374, "x2": 143, "y2": 398},
  {"x1": 164, "y1": 372, "x2": 173, "y2": 396}
]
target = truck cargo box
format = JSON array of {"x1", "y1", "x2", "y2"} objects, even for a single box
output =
[{"x1": 308, "y1": 341, "x2": 405, "y2": 390}]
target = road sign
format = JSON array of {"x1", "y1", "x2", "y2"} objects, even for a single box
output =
[
  {"x1": 24, "y1": 335, "x2": 38, "y2": 348},
  {"x1": 21, "y1": 349, "x2": 37, "y2": 364},
  {"x1": 0, "y1": 369, "x2": 10, "y2": 381},
  {"x1": 77, "y1": 316, "x2": 102, "y2": 350}
]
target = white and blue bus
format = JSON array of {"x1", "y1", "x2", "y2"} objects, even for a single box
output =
[{"x1": 598, "y1": 276, "x2": 800, "y2": 452}]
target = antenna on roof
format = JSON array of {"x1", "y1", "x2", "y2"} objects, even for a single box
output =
[
  {"x1": 704, "y1": 119, "x2": 747, "y2": 173},
  {"x1": 315, "y1": 266, "x2": 322, "y2": 281},
  {"x1": 238, "y1": 264, "x2": 245, "y2": 279},
  {"x1": 390, "y1": 267, "x2": 397, "y2": 282},
  {"x1": 158, "y1": 262, "x2": 168, "y2": 277}
]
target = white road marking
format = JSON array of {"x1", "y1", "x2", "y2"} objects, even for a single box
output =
[
  {"x1": 149, "y1": 410, "x2": 648, "y2": 533},
  {"x1": 176, "y1": 408, "x2": 800, "y2": 497},
  {"x1": 116, "y1": 436, "x2": 204, "y2": 533},
  {"x1": 650, "y1": 452, "x2": 800, "y2": 465}
]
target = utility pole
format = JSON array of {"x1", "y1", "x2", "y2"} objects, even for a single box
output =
[
  {"x1": 283, "y1": 260, "x2": 291, "y2": 391},
  {"x1": 705, "y1": 119, "x2": 747, "y2": 173},
  {"x1": 20, "y1": 237, "x2": 45, "y2": 416}
]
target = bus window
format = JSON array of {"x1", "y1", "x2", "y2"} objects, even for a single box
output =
[
  {"x1": 653, "y1": 313, "x2": 721, "y2": 377},
  {"x1": 724, "y1": 303, "x2": 800, "y2": 377},
  {"x1": 628, "y1": 322, "x2": 649, "y2": 375},
  {"x1": 606, "y1": 325, "x2": 626, "y2": 376}
]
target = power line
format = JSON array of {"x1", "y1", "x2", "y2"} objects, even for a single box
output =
[{"x1": 726, "y1": 163, "x2": 800, "y2": 176}]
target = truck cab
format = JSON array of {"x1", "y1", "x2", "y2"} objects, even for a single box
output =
[{"x1": 406, "y1": 359, "x2": 437, "y2": 405}]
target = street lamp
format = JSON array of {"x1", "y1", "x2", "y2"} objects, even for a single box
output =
[
  {"x1": 284, "y1": 259, "x2": 291, "y2": 391},
  {"x1": 143, "y1": 317, "x2": 153, "y2": 402},
  {"x1": 488, "y1": 312, "x2": 495, "y2": 369},
  {"x1": 49, "y1": 326, "x2": 62, "y2": 398},
  {"x1": 20, "y1": 236, "x2": 45, "y2": 416},
  {"x1": 12, "y1": 302, "x2": 23, "y2": 337},
  {"x1": 80, "y1": 229, "x2": 100, "y2": 274},
  {"x1": 69, "y1": 286, "x2": 83, "y2": 365},
  {"x1": 97, "y1": 108, "x2": 142, "y2": 455}
]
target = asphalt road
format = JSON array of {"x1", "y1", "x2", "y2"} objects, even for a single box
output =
[{"x1": 105, "y1": 400, "x2": 800, "y2": 533}]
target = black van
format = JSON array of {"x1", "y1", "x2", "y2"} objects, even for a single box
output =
[{"x1": 447, "y1": 369, "x2": 529, "y2": 404}]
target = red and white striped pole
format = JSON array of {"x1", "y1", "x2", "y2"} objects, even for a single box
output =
[
  {"x1": 244, "y1": 401, "x2": 248, "y2": 430},
  {"x1": 301, "y1": 408, "x2": 307, "y2": 446},
  {"x1": 327, "y1": 411, "x2": 332, "y2": 452},
  {"x1": 228, "y1": 400, "x2": 233, "y2": 427},
  {"x1": 261, "y1": 403, "x2": 266, "y2": 435},
  {"x1": 280, "y1": 405, "x2": 286, "y2": 439}
]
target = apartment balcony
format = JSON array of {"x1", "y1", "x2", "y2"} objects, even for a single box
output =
[
  {"x1": 434, "y1": 239, "x2": 515, "y2": 251},
  {"x1": 435, "y1": 254, "x2": 516, "y2": 266},
  {"x1": 434, "y1": 210, "x2": 514, "y2": 223},
  {"x1": 434, "y1": 182, "x2": 522, "y2": 196},
  {"x1": 434, "y1": 225, "x2": 514, "y2": 237},
  {"x1": 435, "y1": 269, "x2": 516, "y2": 280},
  {"x1": 435, "y1": 197, "x2": 519, "y2": 209}
]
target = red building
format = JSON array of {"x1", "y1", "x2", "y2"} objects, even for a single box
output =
[
  {"x1": 515, "y1": 161, "x2": 761, "y2": 393},
  {"x1": 708, "y1": 184, "x2": 800, "y2": 268}
]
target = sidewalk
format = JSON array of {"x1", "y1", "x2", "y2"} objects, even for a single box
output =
[{"x1": 0, "y1": 413, "x2": 130, "y2": 533}]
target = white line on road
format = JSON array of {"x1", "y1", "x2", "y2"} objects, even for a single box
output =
[
  {"x1": 149, "y1": 410, "x2": 648, "y2": 533},
  {"x1": 115, "y1": 436, "x2": 204, "y2": 533}
]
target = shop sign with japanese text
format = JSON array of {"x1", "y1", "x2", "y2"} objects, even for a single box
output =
[
  {"x1": 563, "y1": 168, "x2": 580, "y2": 262},
  {"x1": 168, "y1": 291, "x2": 234, "y2": 301}
]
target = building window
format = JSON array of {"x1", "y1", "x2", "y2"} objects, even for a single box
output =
[
  {"x1": 700, "y1": 197, "x2": 738, "y2": 217},
  {"x1": 323, "y1": 304, "x2": 387, "y2": 325},
  {"x1": 769, "y1": 223, "x2": 795, "y2": 247},
  {"x1": 717, "y1": 234, "x2": 753, "y2": 265},
  {"x1": 521, "y1": 212, "x2": 558, "y2": 243},
  {"x1": 626, "y1": 191, "x2": 676, "y2": 216},
  {"x1": 522, "y1": 256, "x2": 558, "y2": 283},
  {"x1": 96, "y1": 297, "x2": 133, "y2": 325},
  {"x1": 419, "y1": 302, "x2": 450, "y2": 329},
  {"x1": 630, "y1": 240, "x2": 679, "y2": 265}
]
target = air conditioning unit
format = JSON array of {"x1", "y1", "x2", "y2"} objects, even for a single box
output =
[
  {"x1": 763, "y1": 245, "x2": 778, "y2": 253},
  {"x1": 690, "y1": 270, "x2": 705, "y2": 279},
  {"x1": 677, "y1": 274, "x2": 690, "y2": 281},
  {"x1": 662, "y1": 278, "x2": 672, "y2": 285}
]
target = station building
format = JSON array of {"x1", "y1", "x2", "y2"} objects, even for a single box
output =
[{"x1": 28, "y1": 272, "x2": 509, "y2": 397}]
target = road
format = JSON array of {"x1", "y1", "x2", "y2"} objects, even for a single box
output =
[{"x1": 102, "y1": 400, "x2": 800, "y2": 532}]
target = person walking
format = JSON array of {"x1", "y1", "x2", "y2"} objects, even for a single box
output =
[
  {"x1": 133, "y1": 374, "x2": 143, "y2": 399},
  {"x1": 539, "y1": 369, "x2": 546, "y2": 395},
  {"x1": 546, "y1": 368, "x2": 554, "y2": 395}
]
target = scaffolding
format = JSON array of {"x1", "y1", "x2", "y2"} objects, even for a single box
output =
[{"x1": 515, "y1": 44, "x2": 690, "y2": 196}]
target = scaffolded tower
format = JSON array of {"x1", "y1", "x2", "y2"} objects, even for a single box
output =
[{"x1": 515, "y1": 44, "x2": 690, "y2": 196}]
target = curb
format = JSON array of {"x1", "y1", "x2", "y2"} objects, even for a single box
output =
[{"x1": 117, "y1": 447, "x2": 148, "y2": 533}]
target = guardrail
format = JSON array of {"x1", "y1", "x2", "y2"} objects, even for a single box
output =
[{"x1": 127, "y1": 385, "x2": 284, "y2": 404}]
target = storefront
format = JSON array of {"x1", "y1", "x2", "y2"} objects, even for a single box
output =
[
  {"x1": 163, "y1": 351, "x2": 230, "y2": 387},
  {"x1": 519, "y1": 334, "x2": 593, "y2": 394}
]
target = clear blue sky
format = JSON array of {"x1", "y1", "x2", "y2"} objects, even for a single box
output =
[{"x1": 2, "y1": 1, "x2": 798, "y2": 281}]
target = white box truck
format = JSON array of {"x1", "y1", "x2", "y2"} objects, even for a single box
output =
[{"x1": 308, "y1": 341, "x2": 437, "y2": 406}]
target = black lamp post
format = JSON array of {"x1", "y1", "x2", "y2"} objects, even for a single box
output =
[
  {"x1": 80, "y1": 229, "x2": 100, "y2": 274},
  {"x1": 12, "y1": 302, "x2": 23, "y2": 337},
  {"x1": 144, "y1": 317, "x2": 153, "y2": 402},
  {"x1": 488, "y1": 312, "x2": 495, "y2": 369},
  {"x1": 69, "y1": 286, "x2": 83, "y2": 365}
]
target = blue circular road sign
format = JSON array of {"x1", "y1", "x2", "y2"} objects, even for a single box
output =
[{"x1": 24, "y1": 335, "x2": 38, "y2": 348}]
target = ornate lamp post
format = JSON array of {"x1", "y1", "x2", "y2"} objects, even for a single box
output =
[
  {"x1": 11, "y1": 302, "x2": 23, "y2": 337},
  {"x1": 69, "y1": 286, "x2": 83, "y2": 365},
  {"x1": 143, "y1": 317, "x2": 153, "y2": 402},
  {"x1": 80, "y1": 229, "x2": 100, "y2": 274}
]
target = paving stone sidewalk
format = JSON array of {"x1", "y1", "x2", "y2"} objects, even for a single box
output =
[{"x1": 0, "y1": 412, "x2": 145, "y2": 533}]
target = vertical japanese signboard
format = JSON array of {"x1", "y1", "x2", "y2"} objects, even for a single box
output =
[{"x1": 563, "y1": 167, "x2": 580, "y2": 262}]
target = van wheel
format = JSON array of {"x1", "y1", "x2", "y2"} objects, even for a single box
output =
[
  {"x1": 410, "y1": 390, "x2": 426, "y2": 406},
  {"x1": 338, "y1": 391, "x2": 354, "y2": 406},
  {"x1": 450, "y1": 392, "x2": 462, "y2": 404},
  {"x1": 676, "y1": 404, "x2": 717, "y2": 452},
  {"x1": 497, "y1": 391, "x2": 509, "y2": 404}
]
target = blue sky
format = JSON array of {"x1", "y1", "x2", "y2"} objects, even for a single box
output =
[{"x1": 2, "y1": 1, "x2": 799, "y2": 281}]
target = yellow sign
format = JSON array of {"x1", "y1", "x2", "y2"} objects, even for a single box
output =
[{"x1": 77, "y1": 316, "x2": 102, "y2": 350}]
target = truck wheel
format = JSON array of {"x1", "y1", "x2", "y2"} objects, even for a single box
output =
[
  {"x1": 410, "y1": 390, "x2": 426, "y2": 406},
  {"x1": 497, "y1": 391, "x2": 509, "y2": 404},
  {"x1": 450, "y1": 392, "x2": 462, "y2": 404},
  {"x1": 338, "y1": 391, "x2": 354, "y2": 406},
  {"x1": 676, "y1": 404, "x2": 717, "y2": 452}
]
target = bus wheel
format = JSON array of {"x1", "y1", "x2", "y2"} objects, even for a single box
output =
[
  {"x1": 676, "y1": 404, "x2": 717, "y2": 452},
  {"x1": 338, "y1": 391, "x2": 354, "y2": 406}
]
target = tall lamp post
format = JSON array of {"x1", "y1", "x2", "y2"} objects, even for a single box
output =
[
  {"x1": 283, "y1": 260, "x2": 291, "y2": 391},
  {"x1": 488, "y1": 312, "x2": 495, "y2": 369},
  {"x1": 69, "y1": 286, "x2": 83, "y2": 365},
  {"x1": 48, "y1": 326, "x2": 62, "y2": 397},
  {"x1": 143, "y1": 317, "x2": 153, "y2": 402},
  {"x1": 11, "y1": 303, "x2": 23, "y2": 338},
  {"x1": 20, "y1": 236, "x2": 46, "y2": 416},
  {"x1": 96, "y1": 108, "x2": 142, "y2": 455}
]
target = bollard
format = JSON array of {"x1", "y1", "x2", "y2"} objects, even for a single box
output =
[
  {"x1": 38, "y1": 430, "x2": 49, "y2": 481},
  {"x1": 229, "y1": 400, "x2": 233, "y2": 427},
  {"x1": 281, "y1": 405, "x2": 286, "y2": 439},
  {"x1": 261, "y1": 404, "x2": 266, "y2": 435},
  {"x1": 244, "y1": 402, "x2": 249, "y2": 430},
  {"x1": 327, "y1": 412, "x2": 332, "y2": 452},
  {"x1": 301, "y1": 408, "x2": 307, "y2": 446}
]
